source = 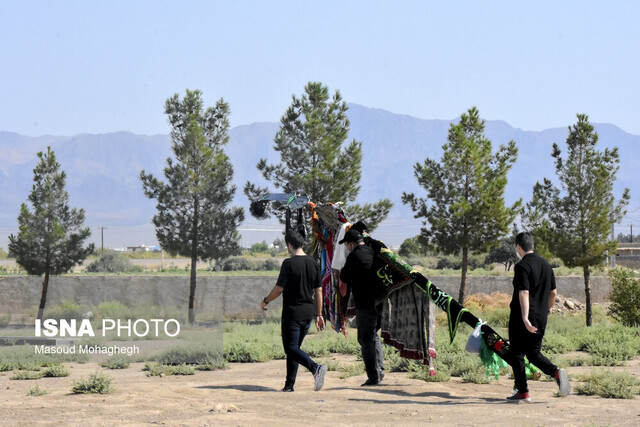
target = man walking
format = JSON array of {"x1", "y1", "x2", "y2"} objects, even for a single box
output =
[
  {"x1": 507, "y1": 231, "x2": 570, "y2": 402},
  {"x1": 261, "y1": 229, "x2": 327, "y2": 392},
  {"x1": 339, "y1": 228, "x2": 386, "y2": 386}
]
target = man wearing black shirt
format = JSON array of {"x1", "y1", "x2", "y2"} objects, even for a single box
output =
[
  {"x1": 339, "y1": 228, "x2": 386, "y2": 386},
  {"x1": 261, "y1": 229, "x2": 327, "y2": 392},
  {"x1": 507, "y1": 232, "x2": 570, "y2": 402}
]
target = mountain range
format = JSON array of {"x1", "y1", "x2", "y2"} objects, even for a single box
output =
[{"x1": 0, "y1": 104, "x2": 637, "y2": 248}]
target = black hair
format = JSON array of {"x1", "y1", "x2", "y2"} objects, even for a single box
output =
[
  {"x1": 515, "y1": 231, "x2": 534, "y2": 252},
  {"x1": 285, "y1": 229, "x2": 305, "y2": 250}
]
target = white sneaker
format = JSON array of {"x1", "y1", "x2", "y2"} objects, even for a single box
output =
[
  {"x1": 556, "y1": 368, "x2": 570, "y2": 397},
  {"x1": 314, "y1": 364, "x2": 327, "y2": 391}
]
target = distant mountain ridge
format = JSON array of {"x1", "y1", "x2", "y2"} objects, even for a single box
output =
[{"x1": 0, "y1": 105, "x2": 637, "y2": 247}]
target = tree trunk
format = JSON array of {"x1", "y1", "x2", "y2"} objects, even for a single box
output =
[
  {"x1": 188, "y1": 255, "x2": 197, "y2": 325},
  {"x1": 584, "y1": 265, "x2": 592, "y2": 327},
  {"x1": 37, "y1": 270, "x2": 50, "y2": 321},
  {"x1": 459, "y1": 246, "x2": 469, "y2": 303},
  {"x1": 188, "y1": 198, "x2": 199, "y2": 325}
]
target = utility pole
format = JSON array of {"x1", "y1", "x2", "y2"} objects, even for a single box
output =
[{"x1": 97, "y1": 226, "x2": 107, "y2": 255}]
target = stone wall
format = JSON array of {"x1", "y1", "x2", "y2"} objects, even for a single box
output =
[{"x1": 0, "y1": 274, "x2": 611, "y2": 319}]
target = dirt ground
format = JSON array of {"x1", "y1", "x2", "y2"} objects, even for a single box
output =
[{"x1": 2, "y1": 355, "x2": 640, "y2": 426}]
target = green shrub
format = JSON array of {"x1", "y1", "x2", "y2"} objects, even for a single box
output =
[
  {"x1": 156, "y1": 345, "x2": 223, "y2": 367},
  {"x1": 100, "y1": 355, "x2": 131, "y2": 369},
  {"x1": 461, "y1": 366, "x2": 492, "y2": 384},
  {"x1": 608, "y1": 267, "x2": 640, "y2": 327},
  {"x1": 409, "y1": 364, "x2": 451, "y2": 382},
  {"x1": 258, "y1": 259, "x2": 281, "y2": 271},
  {"x1": 86, "y1": 253, "x2": 142, "y2": 273},
  {"x1": 71, "y1": 371, "x2": 114, "y2": 394},
  {"x1": 219, "y1": 257, "x2": 258, "y2": 271},
  {"x1": 11, "y1": 370, "x2": 44, "y2": 380},
  {"x1": 143, "y1": 362, "x2": 195, "y2": 376},
  {"x1": 575, "y1": 369, "x2": 640, "y2": 399},
  {"x1": 42, "y1": 364, "x2": 71, "y2": 377},
  {"x1": 46, "y1": 301, "x2": 83, "y2": 321},
  {"x1": 542, "y1": 332, "x2": 576, "y2": 354},
  {"x1": 27, "y1": 385, "x2": 50, "y2": 396},
  {"x1": 577, "y1": 324, "x2": 640, "y2": 362}
]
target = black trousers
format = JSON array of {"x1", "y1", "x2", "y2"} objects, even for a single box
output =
[
  {"x1": 356, "y1": 305, "x2": 385, "y2": 382},
  {"x1": 281, "y1": 318, "x2": 318, "y2": 387},
  {"x1": 508, "y1": 326, "x2": 557, "y2": 393}
]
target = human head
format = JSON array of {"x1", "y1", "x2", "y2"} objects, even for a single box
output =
[
  {"x1": 285, "y1": 229, "x2": 305, "y2": 251},
  {"x1": 339, "y1": 228, "x2": 364, "y2": 251},
  {"x1": 515, "y1": 232, "x2": 534, "y2": 253}
]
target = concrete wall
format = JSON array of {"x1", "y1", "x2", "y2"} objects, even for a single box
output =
[{"x1": 0, "y1": 274, "x2": 611, "y2": 319}]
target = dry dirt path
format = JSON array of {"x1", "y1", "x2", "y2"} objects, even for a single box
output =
[{"x1": 2, "y1": 356, "x2": 640, "y2": 426}]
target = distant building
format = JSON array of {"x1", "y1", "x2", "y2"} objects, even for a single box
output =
[{"x1": 127, "y1": 244, "x2": 153, "y2": 253}]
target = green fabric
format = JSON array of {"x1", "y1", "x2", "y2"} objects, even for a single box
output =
[{"x1": 479, "y1": 332, "x2": 508, "y2": 380}]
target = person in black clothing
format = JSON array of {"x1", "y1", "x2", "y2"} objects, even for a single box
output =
[
  {"x1": 507, "y1": 231, "x2": 570, "y2": 402},
  {"x1": 339, "y1": 228, "x2": 386, "y2": 386},
  {"x1": 261, "y1": 229, "x2": 327, "y2": 392}
]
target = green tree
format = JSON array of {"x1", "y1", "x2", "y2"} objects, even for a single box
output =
[
  {"x1": 140, "y1": 89, "x2": 244, "y2": 324},
  {"x1": 8, "y1": 147, "x2": 93, "y2": 320},
  {"x1": 402, "y1": 107, "x2": 521, "y2": 302},
  {"x1": 250, "y1": 240, "x2": 269, "y2": 254},
  {"x1": 398, "y1": 236, "x2": 426, "y2": 258},
  {"x1": 244, "y1": 82, "x2": 392, "y2": 232},
  {"x1": 524, "y1": 114, "x2": 630, "y2": 326},
  {"x1": 485, "y1": 237, "x2": 520, "y2": 271}
]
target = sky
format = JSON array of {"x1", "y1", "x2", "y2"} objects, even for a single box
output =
[
  {"x1": 1, "y1": 0, "x2": 639, "y2": 248},
  {"x1": 1, "y1": 0, "x2": 639, "y2": 137}
]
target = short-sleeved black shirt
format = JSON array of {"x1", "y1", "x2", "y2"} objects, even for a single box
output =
[
  {"x1": 510, "y1": 252, "x2": 557, "y2": 335},
  {"x1": 339, "y1": 245, "x2": 382, "y2": 309},
  {"x1": 276, "y1": 255, "x2": 321, "y2": 321}
]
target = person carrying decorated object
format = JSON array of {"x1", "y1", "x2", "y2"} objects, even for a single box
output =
[
  {"x1": 506, "y1": 231, "x2": 570, "y2": 402},
  {"x1": 339, "y1": 228, "x2": 387, "y2": 386},
  {"x1": 261, "y1": 228, "x2": 328, "y2": 392}
]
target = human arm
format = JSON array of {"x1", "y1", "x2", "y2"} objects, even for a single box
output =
[
  {"x1": 314, "y1": 287, "x2": 325, "y2": 331},
  {"x1": 549, "y1": 288, "x2": 557, "y2": 313},
  {"x1": 261, "y1": 285, "x2": 284, "y2": 311},
  {"x1": 519, "y1": 290, "x2": 538, "y2": 333}
]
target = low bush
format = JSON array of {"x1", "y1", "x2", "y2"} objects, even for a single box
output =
[
  {"x1": 100, "y1": 355, "x2": 131, "y2": 369},
  {"x1": 27, "y1": 385, "x2": 50, "y2": 396},
  {"x1": 575, "y1": 369, "x2": 640, "y2": 399},
  {"x1": 156, "y1": 345, "x2": 224, "y2": 368},
  {"x1": 45, "y1": 301, "x2": 83, "y2": 321},
  {"x1": 11, "y1": 370, "x2": 43, "y2": 380},
  {"x1": 86, "y1": 253, "x2": 143, "y2": 273},
  {"x1": 577, "y1": 324, "x2": 640, "y2": 362},
  {"x1": 42, "y1": 364, "x2": 70, "y2": 377},
  {"x1": 143, "y1": 362, "x2": 196, "y2": 376},
  {"x1": 71, "y1": 371, "x2": 114, "y2": 394}
]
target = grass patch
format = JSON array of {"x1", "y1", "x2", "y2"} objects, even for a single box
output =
[
  {"x1": 575, "y1": 369, "x2": 640, "y2": 399},
  {"x1": 71, "y1": 371, "x2": 114, "y2": 394},
  {"x1": 27, "y1": 384, "x2": 50, "y2": 396}
]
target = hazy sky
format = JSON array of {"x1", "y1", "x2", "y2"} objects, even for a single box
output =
[{"x1": 2, "y1": 0, "x2": 639, "y2": 136}]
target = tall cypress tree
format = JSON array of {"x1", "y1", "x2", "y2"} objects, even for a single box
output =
[
  {"x1": 9, "y1": 147, "x2": 94, "y2": 320},
  {"x1": 402, "y1": 107, "x2": 521, "y2": 302},
  {"x1": 525, "y1": 114, "x2": 630, "y2": 326},
  {"x1": 244, "y1": 81, "x2": 392, "y2": 231},
  {"x1": 141, "y1": 89, "x2": 244, "y2": 324}
]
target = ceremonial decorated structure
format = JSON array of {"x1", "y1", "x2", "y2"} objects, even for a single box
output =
[{"x1": 250, "y1": 193, "x2": 519, "y2": 378}]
